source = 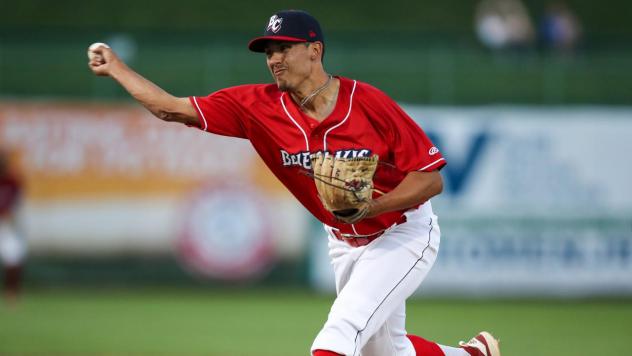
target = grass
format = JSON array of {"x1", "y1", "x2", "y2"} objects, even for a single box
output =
[{"x1": 1, "y1": 288, "x2": 631, "y2": 355}]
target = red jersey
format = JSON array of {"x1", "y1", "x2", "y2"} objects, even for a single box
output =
[
  {"x1": 0, "y1": 175, "x2": 20, "y2": 216},
  {"x1": 189, "y1": 77, "x2": 445, "y2": 236}
]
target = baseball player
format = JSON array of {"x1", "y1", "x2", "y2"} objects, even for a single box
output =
[
  {"x1": 88, "y1": 10, "x2": 500, "y2": 356},
  {"x1": 0, "y1": 149, "x2": 26, "y2": 306}
]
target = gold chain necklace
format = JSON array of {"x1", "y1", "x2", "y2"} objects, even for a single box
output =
[{"x1": 300, "y1": 75, "x2": 333, "y2": 109}]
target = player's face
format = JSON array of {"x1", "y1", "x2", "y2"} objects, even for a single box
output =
[{"x1": 265, "y1": 41, "x2": 313, "y2": 92}]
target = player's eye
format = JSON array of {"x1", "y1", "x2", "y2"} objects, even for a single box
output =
[
  {"x1": 265, "y1": 49, "x2": 280, "y2": 58},
  {"x1": 265, "y1": 44, "x2": 288, "y2": 58}
]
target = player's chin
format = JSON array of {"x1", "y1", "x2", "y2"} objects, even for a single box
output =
[
  {"x1": 276, "y1": 80, "x2": 291, "y2": 92},
  {"x1": 270, "y1": 72, "x2": 290, "y2": 91}
]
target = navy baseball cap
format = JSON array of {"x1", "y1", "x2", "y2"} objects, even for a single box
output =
[{"x1": 248, "y1": 10, "x2": 324, "y2": 52}]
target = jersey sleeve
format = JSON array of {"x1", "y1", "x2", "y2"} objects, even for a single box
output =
[
  {"x1": 390, "y1": 104, "x2": 446, "y2": 172},
  {"x1": 189, "y1": 87, "x2": 249, "y2": 139},
  {"x1": 364, "y1": 85, "x2": 446, "y2": 172}
]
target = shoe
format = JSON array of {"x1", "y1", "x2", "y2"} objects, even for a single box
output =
[{"x1": 459, "y1": 331, "x2": 501, "y2": 356}]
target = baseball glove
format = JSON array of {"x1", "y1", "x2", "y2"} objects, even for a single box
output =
[{"x1": 310, "y1": 153, "x2": 379, "y2": 224}]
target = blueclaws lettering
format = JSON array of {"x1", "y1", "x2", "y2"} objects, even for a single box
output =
[
  {"x1": 280, "y1": 149, "x2": 372, "y2": 170},
  {"x1": 334, "y1": 149, "x2": 371, "y2": 159},
  {"x1": 281, "y1": 150, "x2": 312, "y2": 169}
]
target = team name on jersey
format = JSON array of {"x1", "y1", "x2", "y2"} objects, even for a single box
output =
[
  {"x1": 280, "y1": 149, "x2": 372, "y2": 170},
  {"x1": 281, "y1": 150, "x2": 312, "y2": 169}
]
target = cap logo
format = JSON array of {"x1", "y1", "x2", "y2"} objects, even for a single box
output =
[{"x1": 267, "y1": 15, "x2": 283, "y2": 33}]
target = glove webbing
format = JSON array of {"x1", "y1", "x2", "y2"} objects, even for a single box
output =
[
  {"x1": 301, "y1": 170, "x2": 369, "y2": 202},
  {"x1": 301, "y1": 170, "x2": 385, "y2": 198}
]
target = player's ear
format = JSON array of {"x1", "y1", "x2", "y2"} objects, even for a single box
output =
[{"x1": 310, "y1": 42, "x2": 323, "y2": 61}]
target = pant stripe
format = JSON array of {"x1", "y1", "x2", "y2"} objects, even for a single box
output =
[{"x1": 351, "y1": 217, "x2": 434, "y2": 356}]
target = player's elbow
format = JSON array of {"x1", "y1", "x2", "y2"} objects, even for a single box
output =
[
  {"x1": 426, "y1": 171, "x2": 444, "y2": 199},
  {"x1": 154, "y1": 98, "x2": 198, "y2": 125},
  {"x1": 434, "y1": 172, "x2": 444, "y2": 195},
  {"x1": 155, "y1": 109, "x2": 183, "y2": 122},
  {"x1": 158, "y1": 111, "x2": 198, "y2": 126}
]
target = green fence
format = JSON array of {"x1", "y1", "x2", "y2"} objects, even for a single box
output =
[{"x1": 1, "y1": 33, "x2": 631, "y2": 104}]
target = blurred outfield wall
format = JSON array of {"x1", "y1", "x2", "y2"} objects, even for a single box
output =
[
  {"x1": 2, "y1": 0, "x2": 631, "y2": 105},
  {"x1": 0, "y1": 101, "x2": 309, "y2": 280},
  {"x1": 311, "y1": 106, "x2": 632, "y2": 297},
  {"x1": 2, "y1": 102, "x2": 631, "y2": 294},
  {"x1": 1, "y1": 37, "x2": 631, "y2": 105},
  {"x1": 1, "y1": 1, "x2": 631, "y2": 290}
]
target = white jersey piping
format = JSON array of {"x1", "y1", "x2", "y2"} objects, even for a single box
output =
[
  {"x1": 191, "y1": 97, "x2": 208, "y2": 131},
  {"x1": 418, "y1": 157, "x2": 445, "y2": 171},
  {"x1": 280, "y1": 93, "x2": 310, "y2": 151},
  {"x1": 328, "y1": 80, "x2": 357, "y2": 234},
  {"x1": 322, "y1": 80, "x2": 357, "y2": 152}
]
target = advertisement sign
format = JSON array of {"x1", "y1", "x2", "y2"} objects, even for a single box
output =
[
  {"x1": 3, "y1": 101, "x2": 631, "y2": 290},
  {"x1": 0, "y1": 102, "x2": 309, "y2": 279},
  {"x1": 311, "y1": 106, "x2": 632, "y2": 296}
]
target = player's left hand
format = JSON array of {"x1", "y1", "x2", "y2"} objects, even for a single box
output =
[
  {"x1": 310, "y1": 154, "x2": 379, "y2": 224},
  {"x1": 332, "y1": 200, "x2": 375, "y2": 224}
]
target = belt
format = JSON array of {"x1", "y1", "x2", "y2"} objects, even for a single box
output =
[
  {"x1": 330, "y1": 215, "x2": 407, "y2": 247},
  {"x1": 331, "y1": 229, "x2": 384, "y2": 247}
]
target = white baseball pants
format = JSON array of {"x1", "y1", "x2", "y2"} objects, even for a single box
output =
[{"x1": 311, "y1": 202, "x2": 441, "y2": 356}]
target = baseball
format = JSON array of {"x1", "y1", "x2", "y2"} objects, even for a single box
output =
[{"x1": 87, "y1": 42, "x2": 110, "y2": 61}]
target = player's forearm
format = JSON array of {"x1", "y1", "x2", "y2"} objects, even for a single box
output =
[
  {"x1": 368, "y1": 171, "x2": 443, "y2": 218},
  {"x1": 109, "y1": 63, "x2": 196, "y2": 125}
]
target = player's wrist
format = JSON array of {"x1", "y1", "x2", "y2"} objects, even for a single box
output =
[
  {"x1": 365, "y1": 199, "x2": 382, "y2": 219},
  {"x1": 108, "y1": 60, "x2": 129, "y2": 79}
]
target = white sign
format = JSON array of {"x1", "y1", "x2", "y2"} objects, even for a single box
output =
[
  {"x1": 403, "y1": 106, "x2": 632, "y2": 218},
  {"x1": 310, "y1": 106, "x2": 632, "y2": 296}
]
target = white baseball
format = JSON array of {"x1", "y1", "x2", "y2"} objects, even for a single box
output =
[{"x1": 87, "y1": 42, "x2": 110, "y2": 61}]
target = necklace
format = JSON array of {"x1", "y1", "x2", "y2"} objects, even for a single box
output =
[{"x1": 299, "y1": 75, "x2": 333, "y2": 109}]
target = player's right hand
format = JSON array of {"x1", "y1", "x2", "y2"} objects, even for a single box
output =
[{"x1": 88, "y1": 44, "x2": 120, "y2": 77}]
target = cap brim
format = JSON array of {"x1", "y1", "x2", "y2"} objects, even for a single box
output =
[{"x1": 248, "y1": 36, "x2": 308, "y2": 52}]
